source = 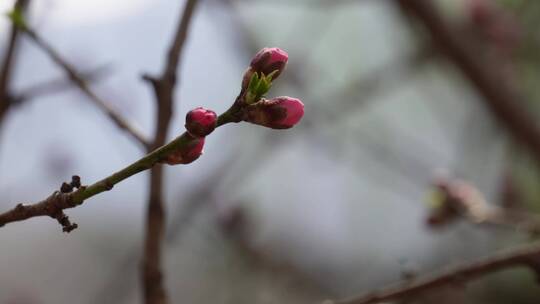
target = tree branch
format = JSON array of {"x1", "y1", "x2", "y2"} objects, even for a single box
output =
[
  {"x1": 328, "y1": 242, "x2": 540, "y2": 304},
  {"x1": 395, "y1": 0, "x2": 540, "y2": 165},
  {"x1": 0, "y1": 107, "x2": 236, "y2": 230},
  {"x1": 141, "y1": 1, "x2": 199, "y2": 304},
  {"x1": 20, "y1": 28, "x2": 151, "y2": 150},
  {"x1": 0, "y1": 0, "x2": 30, "y2": 127}
]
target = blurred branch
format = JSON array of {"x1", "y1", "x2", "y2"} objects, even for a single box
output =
[
  {"x1": 12, "y1": 65, "x2": 111, "y2": 104},
  {"x1": 20, "y1": 28, "x2": 151, "y2": 149},
  {"x1": 92, "y1": 157, "x2": 235, "y2": 304},
  {"x1": 396, "y1": 0, "x2": 540, "y2": 166},
  {"x1": 328, "y1": 242, "x2": 540, "y2": 304},
  {"x1": 141, "y1": 0, "x2": 199, "y2": 303},
  {"x1": 306, "y1": 46, "x2": 434, "y2": 126},
  {"x1": 0, "y1": 0, "x2": 30, "y2": 127}
]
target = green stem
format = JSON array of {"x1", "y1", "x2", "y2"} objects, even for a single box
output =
[
  {"x1": 216, "y1": 104, "x2": 242, "y2": 127},
  {"x1": 71, "y1": 110, "x2": 238, "y2": 204}
]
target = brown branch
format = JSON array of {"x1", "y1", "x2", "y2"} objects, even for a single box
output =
[
  {"x1": 396, "y1": 0, "x2": 540, "y2": 165},
  {"x1": 0, "y1": 107, "x2": 239, "y2": 230},
  {"x1": 0, "y1": 0, "x2": 30, "y2": 127},
  {"x1": 0, "y1": 175, "x2": 82, "y2": 232},
  {"x1": 141, "y1": 1, "x2": 199, "y2": 304},
  {"x1": 327, "y1": 242, "x2": 540, "y2": 304},
  {"x1": 20, "y1": 28, "x2": 150, "y2": 150}
]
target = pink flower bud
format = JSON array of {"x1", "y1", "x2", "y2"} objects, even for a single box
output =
[
  {"x1": 185, "y1": 107, "x2": 217, "y2": 137},
  {"x1": 244, "y1": 96, "x2": 304, "y2": 129},
  {"x1": 250, "y1": 47, "x2": 288, "y2": 75},
  {"x1": 164, "y1": 137, "x2": 205, "y2": 165},
  {"x1": 242, "y1": 47, "x2": 288, "y2": 89}
]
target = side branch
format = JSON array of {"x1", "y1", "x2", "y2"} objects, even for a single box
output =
[
  {"x1": 21, "y1": 28, "x2": 150, "y2": 149},
  {"x1": 330, "y1": 242, "x2": 540, "y2": 304}
]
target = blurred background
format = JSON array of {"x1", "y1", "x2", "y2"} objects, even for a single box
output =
[{"x1": 1, "y1": 0, "x2": 540, "y2": 303}]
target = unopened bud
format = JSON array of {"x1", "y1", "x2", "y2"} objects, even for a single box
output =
[
  {"x1": 164, "y1": 137, "x2": 205, "y2": 165},
  {"x1": 242, "y1": 47, "x2": 288, "y2": 89},
  {"x1": 185, "y1": 107, "x2": 217, "y2": 137},
  {"x1": 244, "y1": 96, "x2": 304, "y2": 129}
]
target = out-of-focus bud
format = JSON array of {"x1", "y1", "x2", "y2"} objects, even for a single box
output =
[
  {"x1": 185, "y1": 107, "x2": 217, "y2": 137},
  {"x1": 466, "y1": 0, "x2": 521, "y2": 52},
  {"x1": 164, "y1": 137, "x2": 205, "y2": 165},
  {"x1": 426, "y1": 176, "x2": 490, "y2": 228},
  {"x1": 242, "y1": 47, "x2": 288, "y2": 89},
  {"x1": 244, "y1": 96, "x2": 304, "y2": 129}
]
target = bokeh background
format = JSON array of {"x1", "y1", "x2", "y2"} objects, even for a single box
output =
[{"x1": 1, "y1": 0, "x2": 540, "y2": 303}]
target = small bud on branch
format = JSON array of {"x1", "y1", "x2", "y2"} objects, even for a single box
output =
[
  {"x1": 164, "y1": 136, "x2": 205, "y2": 165},
  {"x1": 185, "y1": 107, "x2": 217, "y2": 137},
  {"x1": 244, "y1": 96, "x2": 304, "y2": 129}
]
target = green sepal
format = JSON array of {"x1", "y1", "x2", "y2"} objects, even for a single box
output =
[
  {"x1": 247, "y1": 72, "x2": 260, "y2": 93},
  {"x1": 265, "y1": 70, "x2": 279, "y2": 82}
]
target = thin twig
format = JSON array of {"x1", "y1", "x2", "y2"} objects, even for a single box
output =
[
  {"x1": 0, "y1": 0, "x2": 30, "y2": 127},
  {"x1": 327, "y1": 242, "x2": 540, "y2": 304},
  {"x1": 141, "y1": 0, "x2": 199, "y2": 303},
  {"x1": 396, "y1": 0, "x2": 540, "y2": 166},
  {"x1": 21, "y1": 28, "x2": 150, "y2": 149}
]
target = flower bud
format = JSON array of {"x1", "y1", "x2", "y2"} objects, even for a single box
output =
[
  {"x1": 242, "y1": 47, "x2": 288, "y2": 89},
  {"x1": 250, "y1": 47, "x2": 288, "y2": 75},
  {"x1": 185, "y1": 107, "x2": 217, "y2": 137},
  {"x1": 244, "y1": 96, "x2": 304, "y2": 129},
  {"x1": 164, "y1": 137, "x2": 205, "y2": 165}
]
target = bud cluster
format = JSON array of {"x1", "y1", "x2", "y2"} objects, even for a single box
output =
[
  {"x1": 240, "y1": 47, "x2": 304, "y2": 129},
  {"x1": 165, "y1": 47, "x2": 305, "y2": 166}
]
